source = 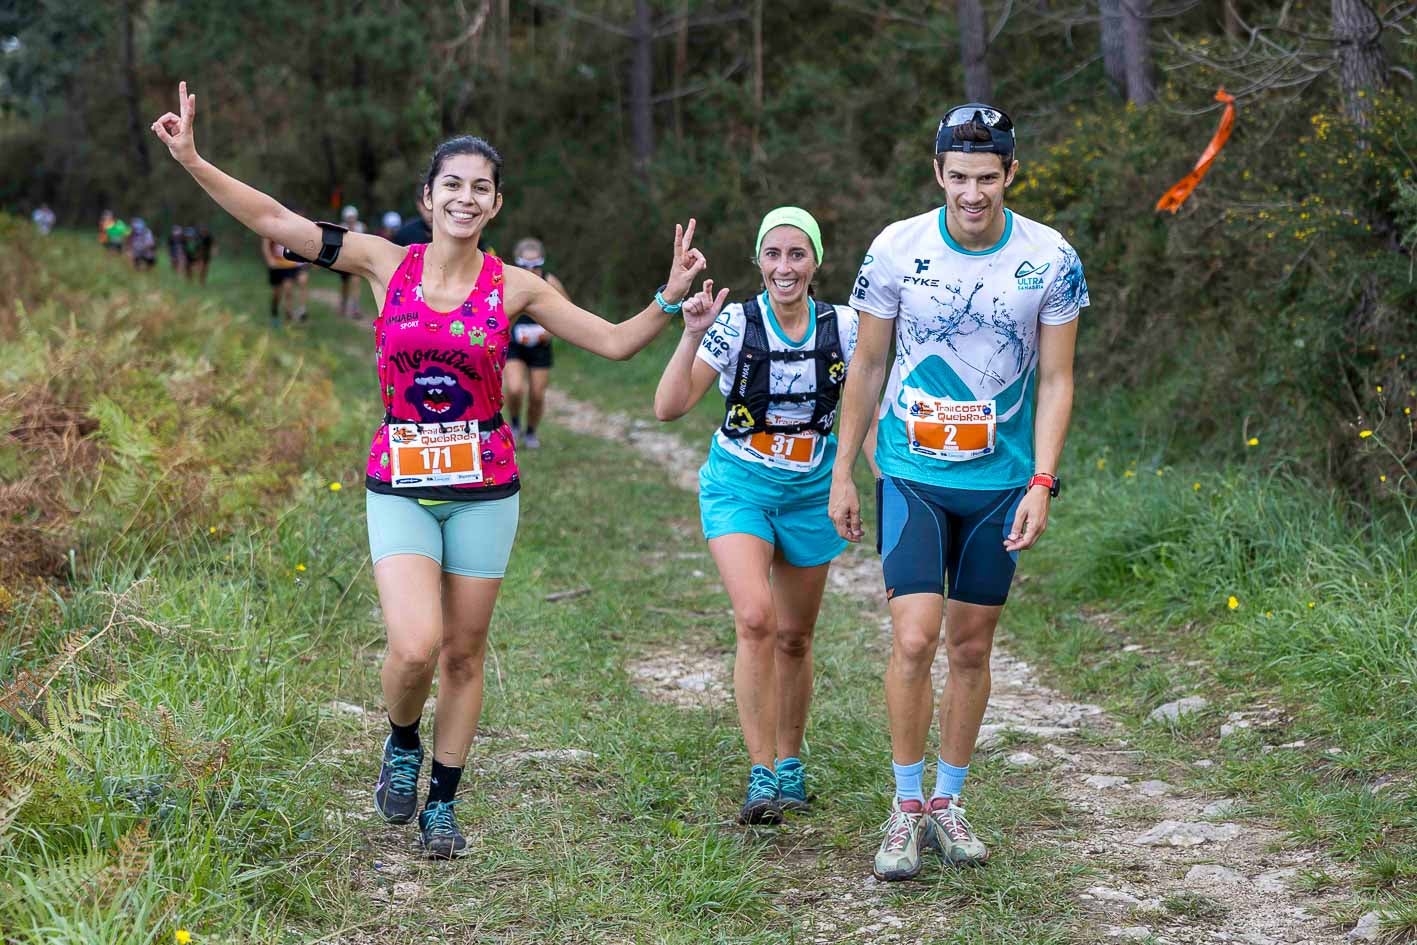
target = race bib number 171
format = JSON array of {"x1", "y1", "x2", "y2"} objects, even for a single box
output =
[
  {"x1": 905, "y1": 398, "x2": 996, "y2": 462},
  {"x1": 389, "y1": 421, "x2": 483, "y2": 487}
]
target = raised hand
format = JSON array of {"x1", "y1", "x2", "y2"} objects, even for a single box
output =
[
  {"x1": 664, "y1": 219, "x2": 708, "y2": 302},
  {"x1": 680, "y1": 278, "x2": 730, "y2": 334},
  {"x1": 151, "y1": 81, "x2": 199, "y2": 167}
]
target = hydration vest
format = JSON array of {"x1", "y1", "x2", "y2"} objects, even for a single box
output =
[{"x1": 720, "y1": 298, "x2": 847, "y2": 440}]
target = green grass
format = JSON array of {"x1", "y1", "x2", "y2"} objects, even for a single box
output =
[
  {"x1": 3, "y1": 231, "x2": 1090, "y2": 942},
  {"x1": 551, "y1": 320, "x2": 1417, "y2": 933}
]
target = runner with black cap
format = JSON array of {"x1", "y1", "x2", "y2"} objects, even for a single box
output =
[
  {"x1": 828, "y1": 104, "x2": 1089, "y2": 879},
  {"x1": 655, "y1": 207, "x2": 872, "y2": 825}
]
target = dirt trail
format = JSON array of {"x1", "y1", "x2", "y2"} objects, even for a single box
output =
[{"x1": 545, "y1": 388, "x2": 1358, "y2": 945}]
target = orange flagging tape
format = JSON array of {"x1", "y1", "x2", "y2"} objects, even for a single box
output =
[{"x1": 1156, "y1": 89, "x2": 1237, "y2": 213}]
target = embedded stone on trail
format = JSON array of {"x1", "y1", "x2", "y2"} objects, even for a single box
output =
[
  {"x1": 1148, "y1": 696, "x2": 1208, "y2": 723},
  {"x1": 1253, "y1": 867, "x2": 1298, "y2": 893},
  {"x1": 1184, "y1": 864, "x2": 1247, "y2": 887},
  {"x1": 1106, "y1": 927, "x2": 1154, "y2": 941},
  {"x1": 975, "y1": 723, "x2": 1076, "y2": 748},
  {"x1": 1086, "y1": 886, "x2": 1143, "y2": 908},
  {"x1": 1085, "y1": 775, "x2": 1130, "y2": 790},
  {"x1": 1006, "y1": 751, "x2": 1042, "y2": 767},
  {"x1": 1135, "y1": 779, "x2": 1173, "y2": 797},
  {"x1": 505, "y1": 748, "x2": 596, "y2": 765},
  {"x1": 328, "y1": 700, "x2": 367, "y2": 716},
  {"x1": 1220, "y1": 719, "x2": 1253, "y2": 737},
  {"x1": 1133, "y1": 820, "x2": 1241, "y2": 847},
  {"x1": 1347, "y1": 911, "x2": 1386, "y2": 941},
  {"x1": 1202, "y1": 799, "x2": 1241, "y2": 818}
]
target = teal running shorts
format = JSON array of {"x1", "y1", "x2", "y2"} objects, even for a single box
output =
[
  {"x1": 366, "y1": 489, "x2": 520, "y2": 578},
  {"x1": 698, "y1": 456, "x2": 845, "y2": 569}
]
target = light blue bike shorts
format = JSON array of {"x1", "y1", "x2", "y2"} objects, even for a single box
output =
[
  {"x1": 697, "y1": 449, "x2": 846, "y2": 569},
  {"x1": 365, "y1": 489, "x2": 520, "y2": 579}
]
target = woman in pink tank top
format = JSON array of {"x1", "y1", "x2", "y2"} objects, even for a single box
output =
[{"x1": 153, "y1": 82, "x2": 718, "y2": 858}]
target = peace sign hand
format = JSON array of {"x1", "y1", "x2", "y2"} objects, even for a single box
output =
[
  {"x1": 680, "y1": 279, "x2": 730, "y2": 335},
  {"x1": 664, "y1": 218, "x2": 708, "y2": 303},
  {"x1": 151, "y1": 81, "x2": 200, "y2": 167}
]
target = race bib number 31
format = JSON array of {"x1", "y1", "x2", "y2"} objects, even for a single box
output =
[
  {"x1": 747, "y1": 430, "x2": 818, "y2": 471},
  {"x1": 906, "y1": 399, "x2": 996, "y2": 462},
  {"x1": 389, "y1": 421, "x2": 483, "y2": 488}
]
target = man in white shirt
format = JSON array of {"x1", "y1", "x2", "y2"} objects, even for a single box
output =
[{"x1": 830, "y1": 104, "x2": 1088, "y2": 880}]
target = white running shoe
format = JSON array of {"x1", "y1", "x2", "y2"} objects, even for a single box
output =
[{"x1": 873, "y1": 797, "x2": 933, "y2": 881}]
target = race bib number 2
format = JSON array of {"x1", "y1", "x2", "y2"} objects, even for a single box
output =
[
  {"x1": 906, "y1": 398, "x2": 996, "y2": 462},
  {"x1": 389, "y1": 421, "x2": 483, "y2": 488},
  {"x1": 747, "y1": 430, "x2": 818, "y2": 471}
]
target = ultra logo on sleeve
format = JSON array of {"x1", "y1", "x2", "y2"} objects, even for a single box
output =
[{"x1": 389, "y1": 421, "x2": 483, "y2": 487}]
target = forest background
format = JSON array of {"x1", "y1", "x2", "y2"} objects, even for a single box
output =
[
  {"x1": 2, "y1": 1, "x2": 1417, "y2": 495},
  {"x1": 2, "y1": 0, "x2": 1415, "y2": 495}
]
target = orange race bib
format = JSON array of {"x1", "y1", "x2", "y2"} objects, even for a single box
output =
[
  {"x1": 905, "y1": 397, "x2": 996, "y2": 462},
  {"x1": 746, "y1": 430, "x2": 818, "y2": 471},
  {"x1": 388, "y1": 421, "x2": 483, "y2": 488}
]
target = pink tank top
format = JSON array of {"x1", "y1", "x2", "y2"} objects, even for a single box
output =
[{"x1": 364, "y1": 245, "x2": 519, "y2": 499}]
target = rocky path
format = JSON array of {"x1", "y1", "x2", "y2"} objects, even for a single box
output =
[{"x1": 545, "y1": 389, "x2": 1364, "y2": 945}]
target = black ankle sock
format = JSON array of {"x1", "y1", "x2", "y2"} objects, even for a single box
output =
[
  {"x1": 525, "y1": 426, "x2": 536, "y2": 435},
  {"x1": 426, "y1": 761, "x2": 463, "y2": 805},
  {"x1": 389, "y1": 716, "x2": 421, "y2": 751}
]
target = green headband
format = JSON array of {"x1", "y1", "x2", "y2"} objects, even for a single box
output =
[{"x1": 755, "y1": 206, "x2": 823, "y2": 265}]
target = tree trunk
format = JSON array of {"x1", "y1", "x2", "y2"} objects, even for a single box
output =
[
  {"x1": 1223, "y1": 0, "x2": 1242, "y2": 41},
  {"x1": 1122, "y1": 0, "x2": 1154, "y2": 104},
  {"x1": 673, "y1": 0, "x2": 689, "y2": 145},
  {"x1": 956, "y1": 0, "x2": 992, "y2": 101},
  {"x1": 1331, "y1": 0, "x2": 1386, "y2": 125},
  {"x1": 1099, "y1": 0, "x2": 1126, "y2": 93},
  {"x1": 751, "y1": 0, "x2": 764, "y2": 155},
  {"x1": 120, "y1": 0, "x2": 150, "y2": 179},
  {"x1": 629, "y1": 0, "x2": 654, "y2": 173}
]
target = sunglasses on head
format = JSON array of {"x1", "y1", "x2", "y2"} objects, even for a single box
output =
[{"x1": 941, "y1": 104, "x2": 1014, "y2": 132}]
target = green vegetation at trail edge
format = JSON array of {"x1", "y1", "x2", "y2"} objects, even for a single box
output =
[
  {"x1": 1, "y1": 227, "x2": 1096, "y2": 941},
  {"x1": 6, "y1": 1, "x2": 1416, "y2": 497},
  {"x1": 552, "y1": 333, "x2": 1417, "y2": 937}
]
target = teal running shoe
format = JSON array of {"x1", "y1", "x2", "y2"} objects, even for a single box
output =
[
  {"x1": 374, "y1": 736, "x2": 423, "y2": 824},
  {"x1": 418, "y1": 800, "x2": 469, "y2": 859},
  {"x1": 738, "y1": 764, "x2": 783, "y2": 825},
  {"x1": 776, "y1": 758, "x2": 810, "y2": 814}
]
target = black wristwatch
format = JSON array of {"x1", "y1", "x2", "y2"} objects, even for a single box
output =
[{"x1": 1028, "y1": 473, "x2": 1061, "y2": 498}]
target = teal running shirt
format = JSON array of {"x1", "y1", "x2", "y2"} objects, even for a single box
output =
[{"x1": 852, "y1": 207, "x2": 1088, "y2": 490}]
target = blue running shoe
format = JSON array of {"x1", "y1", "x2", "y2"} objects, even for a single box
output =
[
  {"x1": 418, "y1": 799, "x2": 468, "y2": 859},
  {"x1": 374, "y1": 736, "x2": 423, "y2": 824},
  {"x1": 738, "y1": 764, "x2": 783, "y2": 825},
  {"x1": 776, "y1": 758, "x2": 810, "y2": 814}
]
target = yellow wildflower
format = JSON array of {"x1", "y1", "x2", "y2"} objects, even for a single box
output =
[
  {"x1": 1193, "y1": 482, "x2": 1201, "y2": 491},
  {"x1": 295, "y1": 563, "x2": 307, "y2": 572},
  {"x1": 1247, "y1": 437, "x2": 1260, "y2": 447},
  {"x1": 176, "y1": 932, "x2": 192, "y2": 945},
  {"x1": 209, "y1": 526, "x2": 216, "y2": 534},
  {"x1": 1376, "y1": 385, "x2": 1383, "y2": 393},
  {"x1": 329, "y1": 481, "x2": 343, "y2": 492},
  {"x1": 1096, "y1": 457, "x2": 1107, "y2": 470},
  {"x1": 1308, "y1": 601, "x2": 1316, "y2": 609},
  {"x1": 1227, "y1": 596, "x2": 1240, "y2": 610},
  {"x1": 1123, "y1": 469, "x2": 1136, "y2": 479},
  {"x1": 1359, "y1": 430, "x2": 1374, "y2": 439},
  {"x1": 1380, "y1": 475, "x2": 1388, "y2": 483}
]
